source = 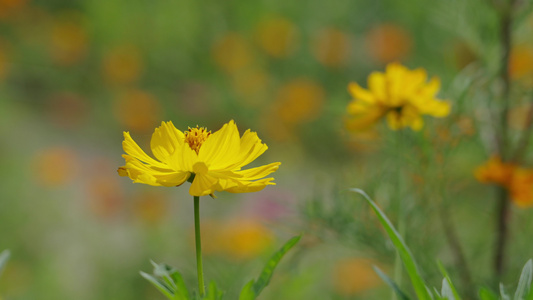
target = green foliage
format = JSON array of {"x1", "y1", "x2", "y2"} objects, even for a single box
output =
[
  {"x1": 142, "y1": 236, "x2": 301, "y2": 300},
  {"x1": 351, "y1": 188, "x2": 533, "y2": 300},
  {"x1": 0, "y1": 249, "x2": 10, "y2": 278}
]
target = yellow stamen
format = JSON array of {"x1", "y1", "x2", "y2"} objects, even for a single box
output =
[{"x1": 184, "y1": 126, "x2": 211, "y2": 154}]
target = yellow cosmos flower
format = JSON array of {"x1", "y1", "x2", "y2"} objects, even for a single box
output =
[
  {"x1": 118, "y1": 120, "x2": 280, "y2": 197},
  {"x1": 346, "y1": 62, "x2": 451, "y2": 131}
]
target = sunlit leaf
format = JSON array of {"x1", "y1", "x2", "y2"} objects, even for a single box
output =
[
  {"x1": 373, "y1": 266, "x2": 411, "y2": 300},
  {"x1": 239, "y1": 280, "x2": 256, "y2": 300},
  {"x1": 437, "y1": 261, "x2": 461, "y2": 300},
  {"x1": 478, "y1": 287, "x2": 498, "y2": 300},
  {"x1": 140, "y1": 271, "x2": 175, "y2": 300},
  {"x1": 515, "y1": 260, "x2": 533, "y2": 300},
  {"x1": 349, "y1": 188, "x2": 432, "y2": 300}
]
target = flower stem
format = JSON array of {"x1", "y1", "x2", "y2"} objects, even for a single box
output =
[{"x1": 194, "y1": 196, "x2": 205, "y2": 297}]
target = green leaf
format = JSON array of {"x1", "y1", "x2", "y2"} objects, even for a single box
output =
[
  {"x1": 239, "y1": 280, "x2": 256, "y2": 300},
  {"x1": 515, "y1": 260, "x2": 533, "y2": 300},
  {"x1": 252, "y1": 235, "x2": 301, "y2": 296},
  {"x1": 501, "y1": 283, "x2": 511, "y2": 300},
  {"x1": 479, "y1": 287, "x2": 498, "y2": 300},
  {"x1": 150, "y1": 261, "x2": 190, "y2": 300},
  {"x1": 0, "y1": 249, "x2": 10, "y2": 277},
  {"x1": 140, "y1": 271, "x2": 175, "y2": 300},
  {"x1": 373, "y1": 266, "x2": 411, "y2": 300},
  {"x1": 349, "y1": 188, "x2": 432, "y2": 300},
  {"x1": 203, "y1": 281, "x2": 224, "y2": 300},
  {"x1": 437, "y1": 261, "x2": 461, "y2": 300}
]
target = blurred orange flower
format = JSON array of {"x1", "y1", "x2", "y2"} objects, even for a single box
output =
[
  {"x1": 0, "y1": 0, "x2": 27, "y2": 20},
  {"x1": 232, "y1": 68, "x2": 270, "y2": 106},
  {"x1": 475, "y1": 156, "x2": 533, "y2": 207},
  {"x1": 474, "y1": 156, "x2": 515, "y2": 187},
  {"x1": 211, "y1": 33, "x2": 253, "y2": 73},
  {"x1": 32, "y1": 147, "x2": 78, "y2": 187},
  {"x1": 49, "y1": 12, "x2": 88, "y2": 66},
  {"x1": 509, "y1": 46, "x2": 533, "y2": 80},
  {"x1": 311, "y1": 28, "x2": 351, "y2": 68},
  {"x1": 201, "y1": 219, "x2": 274, "y2": 260},
  {"x1": 365, "y1": 23, "x2": 412, "y2": 64},
  {"x1": 133, "y1": 190, "x2": 168, "y2": 224},
  {"x1": 332, "y1": 258, "x2": 383, "y2": 296},
  {"x1": 255, "y1": 16, "x2": 298, "y2": 58},
  {"x1": 274, "y1": 78, "x2": 325, "y2": 125},
  {"x1": 508, "y1": 168, "x2": 533, "y2": 208},
  {"x1": 113, "y1": 89, "x2": 161, "y2": 132},
  {"x1": 102, "y1": 44, "x2": 143, "y2": 85}
]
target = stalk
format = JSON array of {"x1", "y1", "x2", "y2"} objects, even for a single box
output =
[{"x1": 194, "y1": 196, "x2": 206, "y2": 296}]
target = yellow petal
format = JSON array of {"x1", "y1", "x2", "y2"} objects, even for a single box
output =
[
  {"x1": 235, "y1": 162, "x2": 281, "y2": 180},
  {"x1": 225, "y1": 178, "x2": 276, "y2": 193},
  {"x1": 122, "y1": 155, "x2": 190, "y2": 187},
  {"x1": 348, "y1": 82, "x2": 375, "y2": 103},
  {"x1": 199, "y1": 120, "x2": 241, "y2": 170},
  {"x1": 368, "y1": 72, "x2": 386, "y2": 101},
  {"x1": 122, "y1": 132, "x2": 167, "y2": 169},
  {"x1": 230, "y1": 129, "x2": 268, "y2": 169},
  {"x1": 189, "y1": 173, "x2": 218, "y2": 196},
  {"x1": 150, "y1": 121, "x2": 184, "y2": 162}
]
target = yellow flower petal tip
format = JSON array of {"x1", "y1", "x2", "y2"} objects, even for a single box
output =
[
  {"x1": 118, "y1": 120, "x2": 280, "y2": 197},
  {"x1": 345, "y1": 62, "x2": 451, "y2": 131}
]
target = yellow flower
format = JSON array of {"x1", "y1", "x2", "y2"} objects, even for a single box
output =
[
  {"x1": 346, "y1": 62, "x2": 451, "y2": 131},
  {"x1": 118, "y1": 120, "x2": 280, "y2": 197}
]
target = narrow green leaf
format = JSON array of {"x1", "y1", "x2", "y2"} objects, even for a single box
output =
[
  {"x1": 501, "y1": 283, "x2": 511, "y2": 300},
  {"x1": 140, "y1": 271, "x2": 175, "y2": 300},
  {"x1": 239, "y1": 280, "x2": 256, "y2": 300},
  {"x1": 478, "y1": 287, "x2": 498, "y2": 300},
  {"x1": 437, "y1": 261, "x2": 461, "y2": 300},
  {"x1": 441, "y1": 278, "x2": 455, "y2": 300},
  {"x1": 0, "y1": 249, "x2": 10, "y2": 277},
  {"x1": 515, "y1": 260, "x2": 533, "y2": 300},
  {"x1": 252, "y1": 235, "x2": 301, "y2": 296},
  {"x1": 350, "y1": 188, "x2": 432, "y2": 300},
  {"x1": 373, "y1": 266, "x2": 411, "y2": 300}
]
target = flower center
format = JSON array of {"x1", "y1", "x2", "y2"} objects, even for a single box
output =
[{"x1": 184, "y1": 126, "x2": 211, "y2": 154}]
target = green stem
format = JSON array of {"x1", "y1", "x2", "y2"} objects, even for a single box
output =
[
  {"x1": 194, "y1": 196, "x2": 206, "y2": 297},
  {"x1": 392, "y1": 130, "x2": 405, "y2": 300}
]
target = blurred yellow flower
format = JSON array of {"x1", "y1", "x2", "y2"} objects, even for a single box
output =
[
  {"x1": 255, "y1": 16, "x2": 298, "y2": 58},
  {"x1": 365, "y1": 23, "x2": 412, "y2": 63},
  {"x1": 346, "y1": 62, "x2": 451, "y2": 131},
  {"x1": 220, "y1": 219, "x2": 274, "y2": 260},
  {"x1": 49, "y1": 12, "x2": 88, "y2": 66},
  {"x1": 211, "y1": 33, "x2": 253, "y2": 74},
  {"x1": 332, "y1": 258, "x2": 383, "y2": 296},
  {"x1": 0, "y1": 0, "x2": 27, "y2": 20},
  {"x1": 311, "y1": 28, "x2": 351, "y2": 68},
  {"x1": 118, "y1": 120, "x2": 280, "y2": 197},
  {"x1": 113, "y1": 89, "x2": 161, "y2": 132},
  {"x1": 474, "y1": 156, "x2": 515, "y2": 187},
  {"x1": 102, "y1": 44, "x2": 143, "y2": 85},
  {"x1": 133, "y1": 190, "x2": 168, "y2": 224}
]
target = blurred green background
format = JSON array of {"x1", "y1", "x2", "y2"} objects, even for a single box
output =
[{"x1": 1, "y1": 0, "x2": 533, "y2": 299}]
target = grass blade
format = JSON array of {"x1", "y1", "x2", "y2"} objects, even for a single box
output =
[
  {"x1": 437, "y1": 261, "x2": 461, "y2": 300},
  {"x1": 252, "y1": 235, "x2": 301, "y2": 296},
  {"x1": 479, "y1": 287, "x2": 498, "y2": 300},
  {"x1": 441, "y1": 278, "x2": 455, "y2": 300},
  {"x1": 515, "y1": 260, "x2": 533, "y2": 300},
  {"x1": 140, "y1": 271, "x2": 175, "y2": 300},
  {"x1": 239, "y1": 280, "x2": 256, "y2": 300},
  {"x1": 0, "y1": 250, "x2": 10, "y2": 277},
  {"x1": 350, "y1": 188, "x2": 432, "y2": 300},
  {"x1": 373, "y1": 266, "x2": 411, "y2": 300}
]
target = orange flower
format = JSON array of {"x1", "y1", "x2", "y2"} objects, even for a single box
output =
[
  {"x1": 49, "y1": 11, "x2": 88, "y2": 66},
  {"x1": 332, "y1": 258, "x2": 383, "y2": 295},
  {"x1": 474, "y1": 156, "x2": 515, "y2": 187},
  {"x1": 311, "y1": 28, "x2": 351, "y2": 68},
  {"x1": 365, "y1": 23, "x2": 412, "y2": 63},
  {"x1": 508, "y1": 168, "x2": 533, "y2": 208},
  {"x1": 274, "y1": 78, "x2": 325, "y2": 125},
  {"x1": 509, "y1": 46, "x2": 533, "y2": 80},
  {"x1": 32, "y1": 147, "x2": 78, "y2": 187}
]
